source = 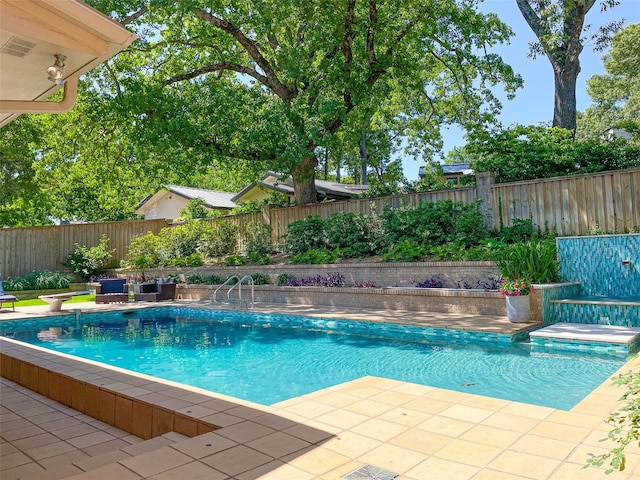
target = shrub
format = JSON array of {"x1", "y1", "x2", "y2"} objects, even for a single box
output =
[
  {"x1": 3, "y1": 271, "x2": 73, "y2": 291},
  {"x1": 198, "y1": 221, "x2": 240, "y2": 258},
  {"x1": 244, "y1": 223, "x2": 273, "y2": 257},
  {"x1": 225, "y1": 254, "x2": 246, "y2": 266},
  {"x1": 289, "y1": 248, "x2": 339, "y2": 265},
  {"x1": 204, "y1": 274, "x2": 226, "y2": 285},
  {"x1": 64, "y1": 234, "x2": 114, "y2": 279},
  {"x1": 171, "y1": 252, "x2": 204, "y2": 267},
  {"x1": 496, "y1": 239, "x2": 560, "y2": 283},
  {"x1": 250, "y1": 273, "x2": 270, "y2": 285},
  {"x1": 156, "y1": 222, "x2": 205, "y2": 266},
  {"x1": 186, "y1": 273, "x2": 205, "y2": 284},
  {"x1": 382, "y1": 240, "x2": 427, "y2": 262},
  {"x1": 127, "y1": 232, "x2": 160, "y2": 268},
  {"x1": 277, "y1": 273, "x2": 294, "y2": 286},
  {"x1": 324, "y1": 212, "x2": 383, "y2": 258},
  {"x1": 283, "y1": 215, "x2": 327, "y2": 253}
]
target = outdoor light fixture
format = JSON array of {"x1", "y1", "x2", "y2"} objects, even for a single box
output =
[{"x1": 46, "y1": 54, "x2": 67, "y2": 84}]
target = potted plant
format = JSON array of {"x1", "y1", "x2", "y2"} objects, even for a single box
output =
[{"x1": 498, "y1": 278, "x2": 534, "y2": 322}]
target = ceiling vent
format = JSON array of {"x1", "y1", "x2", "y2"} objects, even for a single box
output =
[{"x1": 1, "y1": 37, "x2": 36, "y2": 58}]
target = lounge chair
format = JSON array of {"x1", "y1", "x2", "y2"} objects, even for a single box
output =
[
  {"x1": 0, "y1": 279, "x2": 18, "y2": 311},
  {"x1": 134, "y1": 281, "x2": 176, "y2": 302},
  {"x1": 95, "y1": 278, "x2": 128, "y2": 304}
]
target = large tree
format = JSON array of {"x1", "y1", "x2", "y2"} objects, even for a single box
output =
[
  {"x1": 516, "y1": 0, "x2": 621, "y2": 133},
  {"x1": 84, "y1": 0, "x2": 521, "y2": 204},
  {"x1": 578, "y1": 22, "x2": 640, "y2": 142}
]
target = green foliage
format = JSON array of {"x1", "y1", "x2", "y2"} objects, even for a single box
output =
[
  {"x1": 63, "y1": 234, "x2": 114, "y2": 279},
  {"x1": 495, "y1": 239, "x2": 560, "y2": 283},
  {"x1": 381, "y1": 200, "x2": 486, "y2": 249},
  {"x1": 186, "y1": 273, "x2": 226, "y2": 284},
  {"x1": 585, "y1": 367, "x2": 640, "y2": 474},
  {"x1": 469, "y1": 125, "x2": 640, "y2": 183},
  {"x1": 243, "y1": 223, "x2": 273, "y2": 257},
  {"x1": 224, "y1": 254, "x2": 246, "y2": 266},
  {"x1": 198, "y1": 221, "x2": 240, "y2": 258},
  {"x1": 156, "y1": 222, "x2": 205, "y2": 267},
  {"x1": 186, "y1": 273, "x2": 205, "y2": 284},
  {"x1": 3, "y1": 271, "x2": 73, "y2": 291},
  {"x1": 250, "y1": 273, "x2": 270, "y2": 285},
  {"x1": 382, "y1": 240, "x2": 427, "y2": 262},
  {"x1": 289, "y1": 249, "x2": 339, "y2": 265},
  {"x1": 277, "y1": 273, "x2": 294, "y2": 286},
  {"x1": 283, "y1": 215, "x2": 327, "y2": 254},
  {"x1": 178, "y1": 198, "x2": 222, "y2": 220},
  {"x1": 127, "y1": 232, "x2": 160, "y2": 269},
  {"x1": 171, "y1": 252, "x2": 204, "y2": 267},
  {"x1": 495, "y1": 218, "x2": 535, "y2": 243}
]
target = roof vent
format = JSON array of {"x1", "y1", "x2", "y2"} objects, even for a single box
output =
[{"x1": 1, "y1": 37, "x2": 36, "y2": 58}]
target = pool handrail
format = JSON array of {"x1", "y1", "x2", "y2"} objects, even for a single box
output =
[
  {"x1": 227, "y1": 275, "x2": 254, "y2": 309},
  {"x1": 213, "y1": 275, "x2": 239, "y2": 303}
]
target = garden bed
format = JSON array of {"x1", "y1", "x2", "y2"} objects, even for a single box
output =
[{"x1": 5, "y1": 283, "x2": 89, "y2": 301}]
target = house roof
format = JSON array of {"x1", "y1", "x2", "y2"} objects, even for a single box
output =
[
  {"x1": 135, "y1": 185, "x2": 236, "y2": 215},
  {"x1": 231, "y1": 172, "x2": 366, "y2": 202},
  {"x1": 418, "y1": 163, "x2": 473, "y2": 178}
]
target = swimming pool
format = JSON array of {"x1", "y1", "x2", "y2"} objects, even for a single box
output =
[{"x1": 0, "y1": 307, "x2": 626, "y2": 410}]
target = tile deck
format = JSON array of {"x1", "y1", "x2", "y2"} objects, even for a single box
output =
[{"x1": 2, "y1": 301, "x2": 640, "y2": 479}]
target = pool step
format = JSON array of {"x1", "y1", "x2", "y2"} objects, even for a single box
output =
[
  {"x1": 549, "y1": 296, "x2": 640, "y2": 327},
  {"x1": 530, "y1": 322, "x2": 640, "y2": 353}
]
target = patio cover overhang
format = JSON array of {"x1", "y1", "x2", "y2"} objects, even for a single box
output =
[{"x1": 0, "y1": 0, "x2": 136, "y2": 127}]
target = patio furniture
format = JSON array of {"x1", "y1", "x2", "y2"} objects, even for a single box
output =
[
  {"x1": 95, "y1": 279, "x2": 128, "y2": 304},
  {"x1": 134, "y1": 281, "x2": 176, "y2": 302},
  {"x1": 39, "y1": 290, "x2": 91, "y2": 312},
  {"x1": 0, "y1": 279, "x2": 18, "y2": 312}
]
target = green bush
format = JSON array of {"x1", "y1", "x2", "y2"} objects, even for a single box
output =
[
  {"x1": 289, "y1": 248, "x2": 339, "y2": 264},
  {"x1": 3, "y1": 271, "x2": 73, "y2": 291},
  {"x1": 495, "y1": 239, "x2": 560, "y2": 283},
  {"x1": 171, "y1": 252, "x2": 204, "y2": 267},
  {"x1": 277, "y1": 273, "x2": 294, "y2": 286},
  {"x1": 381, "y1": 200, "x2": 486, "y2": 250},
  {"x1": 225, "y1": 254, "x2": 246, "y2": 266},
  {"x1": 382, "y1": 240, "x2": 427, "y2": 262},
  {"x1": 198, "y1": 221, "x2": 239, "y2": 257},
  {"x1": 325, "y1": 212, "x2": 383, "y2": 258},
  {"x1": 127, "y1": 232, "x2": 160, "y2": 268},
  {"x1": 250, "y1": 273, "x2": 270, "y2": 285},
  {"x1": 156, "y1": 222, "x2": 205, "y2": 266},
  {"x1": 283, "y1": 215, "x2": 327, "y2": 254},
  {"x1": 244, "y1": 222, "x2": 272, "y2": 257},
  {"x1": 64, "y1": 234, "x2": 114, "y2": 279}
]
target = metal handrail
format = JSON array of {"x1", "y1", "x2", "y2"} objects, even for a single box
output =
[
  {"x1": 212, "y1": 275, "x2": 239, "y2": 303},
  {"x1": 227, "y1": 275, "x2": 255, "y2": 309}
]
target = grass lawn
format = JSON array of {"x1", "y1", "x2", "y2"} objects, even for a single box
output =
[{"x1": 13, "y1": 295, "x2": 96, "y2": 307}]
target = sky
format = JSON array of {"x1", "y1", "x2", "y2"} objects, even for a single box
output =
[{"x1": 402, "y1": 0, "x2": 640, "y2": 181}]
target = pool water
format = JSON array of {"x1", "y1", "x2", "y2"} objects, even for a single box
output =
[{"x1": 1, "y1": 311, "x2": 626, "y2": 410}]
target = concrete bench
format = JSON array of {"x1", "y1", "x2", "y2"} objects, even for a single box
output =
[{"x1": 38, "y1": 291, "x2": 90, "y2": 312}]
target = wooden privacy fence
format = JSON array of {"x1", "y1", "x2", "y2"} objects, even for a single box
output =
[
  {"x1": 0, "y1": 219, "x2": 168, "y2": 279},
  {"x1": 1, "y1": 168, "x2": 638, "y2": 278},
  {"x1": 491, "y1": 168, "x2": 640, "y2": 235}
]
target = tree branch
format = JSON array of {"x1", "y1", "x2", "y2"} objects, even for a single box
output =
[
  {"x1": 193, "y1": 9, "x2": 295, "y2": 101},
  {"x1": 164, "y1": 62, "x2": 268, "y2": 86},
  {"x1": 366, "y1": 2, "x2": 378, "y2": 66},
  {"x1": 121, "y1": 6, "x2": 148, "y2": 26},
  {"x1": 341, "y1": 0, "x2": 356, "y2": 112}
]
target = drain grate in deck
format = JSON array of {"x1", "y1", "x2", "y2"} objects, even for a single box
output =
[{"x1": 343, "y1": 464, "x2": 399, "y2": 480}]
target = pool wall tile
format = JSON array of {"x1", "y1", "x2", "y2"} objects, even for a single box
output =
[
  {"x1": 557, "y1": 234, "x2": 640, "y2": 296},
  {"x1": 72, "y1": 379, "x2": 85, "y2": 412},
  {"x1": 37, "y1": 367, "x2": 49, "y2": 396},
  {"x1": 152, "y1": 407, "x2": 174, "y2": 437},
  {"x1": 59, "y1": 375, "x2": 73, "y2": 407},
  {"x1": 174, "y1": 414, "x2": 199, "y2": 437},
  {"x1": 540, "y1": 284, "x2": 583, "y2": 326},
  {"x1": 115, "y1": 395, "x2": 134, "y2": 433},
  {"x1": 132, "y1": 401, "x2": 153, "y2": 440},
  {"x1": 85, "y1": 384, "x2": 100, "y2": 418},
  {"x1": 48, "y1": 372, "x2": 60, "y2": 402},
  {"x1": 99, "y1": 388, "x2": 116, "y2": 425}
]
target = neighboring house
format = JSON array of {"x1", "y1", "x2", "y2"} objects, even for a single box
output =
[
  {"x1": 232, "y1": 172, "x2": 367, "y2": 204},
  {"x1": 136, "y1": 186, "x2": 237, "y2": 220},
  {"x1": 418, "y1": 163, "x2": 474, "y2": 185},
  {"x1": 602, "y1": 127, "x2": 632, "y2": 141}
]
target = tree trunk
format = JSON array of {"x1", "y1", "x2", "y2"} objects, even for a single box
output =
[
  {"x1": 291, "y1": 155, "x2": 318, "y2": 204},
  {"x1": 359, "y1": 134, "x2": 368, "y2": 185},
  {"x1": 552, "y1": 62, "x2": 579, "y2": 133}
]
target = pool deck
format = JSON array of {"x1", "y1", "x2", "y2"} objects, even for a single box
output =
[{"x1": 2, "y1": 301, "x2": 640, "y2": 479}]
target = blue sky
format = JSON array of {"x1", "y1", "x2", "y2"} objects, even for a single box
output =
[{"x1": 402, "y1": 0, "x2": 640, "y2": 181}]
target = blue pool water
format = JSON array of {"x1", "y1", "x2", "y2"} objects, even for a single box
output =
[{"x1": 0, "y1": 308, "x2": 627, "y2": 410}]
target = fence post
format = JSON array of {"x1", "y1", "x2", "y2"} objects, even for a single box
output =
[{"x1": 475, "y1": 171, "x2": 495, "y2": 230}]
